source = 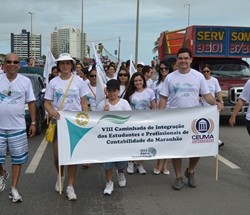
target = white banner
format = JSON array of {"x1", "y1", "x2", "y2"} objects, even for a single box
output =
[{"x1": 58, "y1": 106, "x2": 219, "y2": 165}]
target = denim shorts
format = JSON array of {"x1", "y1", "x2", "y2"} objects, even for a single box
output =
[
  {"x1": 103, "y1": 161, "x2": 126, "y2": 170},
  {"x1": 0, "y1": 129, "x2": 28, "y2": 164}
]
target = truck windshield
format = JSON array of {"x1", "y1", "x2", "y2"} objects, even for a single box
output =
[{"x1": 210, "y1": 62, "x2": 250, "y2": 78}]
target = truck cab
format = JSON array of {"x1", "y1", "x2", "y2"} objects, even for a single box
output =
[{"x1": 158, "y1": 25, "x2": 250, "y2": 117}]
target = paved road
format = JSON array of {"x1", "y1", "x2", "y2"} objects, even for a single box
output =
[{"x1": 1, "y1": 117, "x2": 250, "y2": 215}]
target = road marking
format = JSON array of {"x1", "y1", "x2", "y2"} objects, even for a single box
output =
[
  {"x1": 25, "y1": 137, "x2": 48, "y2": 174},
  {"x1": 217, "y1": 154, "x2": 240, "y2": 169}
]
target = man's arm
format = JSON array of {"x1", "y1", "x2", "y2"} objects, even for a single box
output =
[
  {"x1": 229, "y1": 98, "x2": 246, "y2": 127},
  {"x1": 28, "y1": 101, "x2": 36, "y2": 137}
]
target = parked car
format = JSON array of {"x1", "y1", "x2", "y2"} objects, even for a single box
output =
[{"x1": 19, "y1": 71, "x2": 46, "y2": 135}]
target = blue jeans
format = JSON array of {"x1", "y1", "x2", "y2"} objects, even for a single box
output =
[{"x1": 103, "y1": 161, "x2": 126, "y2": 170}]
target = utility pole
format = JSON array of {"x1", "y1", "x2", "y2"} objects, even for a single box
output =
[
  {"x1": 118, "y1": 36, "x2": 121, "y2": 63},
  {"x1": 184, "y1": 4, "x2": 191, "y2": 26},
  {"x1": 81, "y1": 0, "x2": 84, "y2": 60}
]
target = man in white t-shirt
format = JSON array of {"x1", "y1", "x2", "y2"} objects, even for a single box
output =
[
  {"x1": 0, "y1": 53, "x2": 36, "y2": 203},
  {"x1": 159, "y1": 47, "x2": 222, "y2": 191}
]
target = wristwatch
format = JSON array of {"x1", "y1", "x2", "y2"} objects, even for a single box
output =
[{"x1": 31, "y1": 122, "x2": 36, "y2": 125}]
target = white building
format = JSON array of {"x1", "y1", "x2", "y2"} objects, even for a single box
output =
[{"x1": 11, "y1": 29, "x2": 41, "y2": 59}]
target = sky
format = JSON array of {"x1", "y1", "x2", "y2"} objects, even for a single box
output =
[{"x1": 1, "y1": 0, "x2": 250, "y2": 64}]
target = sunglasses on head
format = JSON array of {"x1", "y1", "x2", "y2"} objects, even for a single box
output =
[
  {"x1": 119, "y1": 73, "x2": 128, "y2": 77},
  {"x1": 6, "y1": 60, "x2": 19, "y2": 65}
]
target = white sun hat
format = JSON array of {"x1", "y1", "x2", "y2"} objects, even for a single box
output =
[
  {"x1": 55, "y1": 53, "x2": 76, "y2": 63},
  {"x1": 137, "y1": 61, "x2": 145, "y2": 66}
]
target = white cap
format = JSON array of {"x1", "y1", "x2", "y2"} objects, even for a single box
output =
[
  {"x1": 137, "y1": 61, "x2": 145, "y2": 66},
  {"x1": 55, "y1": 53, "x2": 76, "y2": 63}
]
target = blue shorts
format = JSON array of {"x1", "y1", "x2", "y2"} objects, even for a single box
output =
[
  {"x1": 103, "y1": 161, "x2": 126, "y2": 170},
  {"x1": 0, "y1": 129, "x2": 28, "y2": 164}
]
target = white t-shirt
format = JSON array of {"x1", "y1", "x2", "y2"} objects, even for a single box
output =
[
  {"x1": 239, "y1": 79, "x2": 250, "y2": 120},
  {"x1": 97, "y1": 98, "x2": 132, "y2": 111},
  {"x1": 160, "y1": 69, "x2": 210, "y2": 108},
  {"x1": 45, "y1": 75, "x2": 88, "y2": 111},
  {"x1": 0, "y1": 74, "x2": 35, "y2": 129},
  {"x1": 129, "y1": 88, "x2": 155, "y2": 110},
  {"x1": 146, "y1": 78, "x2": 153, "y2": 89},
  {"x1": 201, "y1": 77, "x2": 221, "y2": 107},
  {"x1": 152, "y1": 80, "x2": 166, "y2": 109},
  {"x1": 86, "y1": 84, "x2": 97, "y2": 111},
  {"x1": 119, "y1": 85, "x2": 126, "y2": 98}
]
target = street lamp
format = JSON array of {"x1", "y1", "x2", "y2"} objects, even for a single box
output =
[
  {"x1": 135, "y1": 0, "x2": 140, "y2": 65},
  {"x1": 28, "y1": 12, "x2": 34, "y2": 57}
]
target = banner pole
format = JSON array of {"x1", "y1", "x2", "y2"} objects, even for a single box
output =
[
  {"x1": 215, "y1": 155, "x2": 219, "y2": 181},
  {"x1": 58, "y1": 165, "x2": 62, "y2": 195}
]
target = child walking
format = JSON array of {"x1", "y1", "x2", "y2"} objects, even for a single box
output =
[{"x1": 97, "y1": 79, "x2": 132, "y2": 195}]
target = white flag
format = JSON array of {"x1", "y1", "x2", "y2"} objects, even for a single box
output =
[
  {"x1": 92, "y1": 43, "x2": 106, "y2": 105},
  {"x1": 115, "y1": 60, "x2": 122, "y2": 77},
  {"x1": 129, "y1": 54, "x2": 137, "y2": 77},
  {"x1": 43, "y1": 47, "x2": 56, "y2": 85}
]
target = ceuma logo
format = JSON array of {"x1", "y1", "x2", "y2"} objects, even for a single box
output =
[{"x1": 191, "y1": 118, "x2": 214, "y2": 143}]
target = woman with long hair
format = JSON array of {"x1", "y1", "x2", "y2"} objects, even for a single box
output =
[{"x1": 124, "y1": 72, "x2": 157, "y2": 174}]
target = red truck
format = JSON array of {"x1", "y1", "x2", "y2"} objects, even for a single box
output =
[{"x1": 158, "y1": 25, "x2": 250, "y2": 116}]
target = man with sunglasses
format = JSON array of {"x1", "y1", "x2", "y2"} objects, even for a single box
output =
[{"x1": 0, "y1": 53, "x2": 36, "y2": 203}]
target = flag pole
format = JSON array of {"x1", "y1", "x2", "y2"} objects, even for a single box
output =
[
  {"x1": 215, "y1": 155, "x2": 219, "y2": 181},
  {"x1": 58, "y1": 165, "x2": 62, "y2": 194}
]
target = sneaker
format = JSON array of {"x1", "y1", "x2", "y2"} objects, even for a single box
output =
[
  {"x1": 218, "y1": 141, "x2": 225, "y2": 148},
  {"x1": 173, "y1": 177, "x2": 184, "y2": 190},
  {"x1": 185, "y1": 168, "x2": 196, "y2": 188},
  {"x1": 117, "y1": 171, "x2": 126, "y2": 187},
  {"x1": 55, "y1": 175, "x2": 65, "y2": 192},
  {"x1": 127, "y1": 162, "x2": 134, "y2": 174},
  {"x1": 66, "y1": 186, "x2": 77, "y2": 201},
  {"x1": 137, "y1": 164, "x2": 146, "y2": 174},
  {"x1": 103, "y1": 181, "x2": 114, "y2": 195},
  {"x1": 9, "y1": 187, "x2": 22, "y2": 203},
  {"x1": 0, "y1": 170, "x2": 9, "y2": 192}
]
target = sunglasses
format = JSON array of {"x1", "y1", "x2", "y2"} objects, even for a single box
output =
[
  {"x1": 202, "y1": 70, "x2": 210, "y2": 73},
  {"x1": 89, "y1": 74, "x2": 96, "y2": 78},
  {"x1": 119, "y1": 73, "x2": 128, "y2": 77},
  {"x1": 160, "y1": 67, "x2": 169, "y2": 71},
  {"x1": 6, "y1": 60, "x2": 19, "y2": 65}
]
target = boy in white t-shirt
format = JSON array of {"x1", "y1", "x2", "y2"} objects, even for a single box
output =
[{"x1": 97, "y1": 79, "x2": 132, "y2": 195}]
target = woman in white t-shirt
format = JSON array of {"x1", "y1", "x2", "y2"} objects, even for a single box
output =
[
  {"x1": 201, "y1": 64, "x2": 225, "y2": 147},
  {"x1": 152, "y1": 60, "x2": 171, "y2": 175},
  {"x1": 44, "y1": 53, "x2": 89, "y2": 201},
  {"x1": 124, "y1": 72, "x2": 157, "y2": 175},
  {"x1": 117, "y1": 66, "x2": 130, "y2": 98},
  {"x1": 86, "y1": 67, "x2": 97, "y2": 111}
]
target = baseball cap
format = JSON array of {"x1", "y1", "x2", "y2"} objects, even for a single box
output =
[
  {"x1": 106, "y1": 79, "x2": 120, "y2": 90},
  {"x1": 55, "y1": 53, "x2": 76, "y2": 63}
]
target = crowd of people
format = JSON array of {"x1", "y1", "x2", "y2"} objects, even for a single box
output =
[{"x1": 0, "y1": 47, "x2": 249, "y2": 203}]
